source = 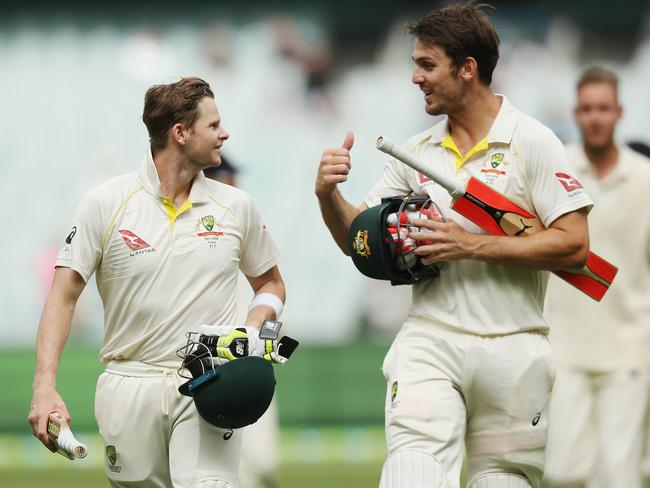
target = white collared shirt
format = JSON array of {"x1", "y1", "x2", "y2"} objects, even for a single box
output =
[
  {"x1": 547, "y1": 143, "x2": 650, "y2": 369},
  {"x1": 57, "y1": 150, "x2": 281, "y2": 367},
  {"x1": 365, "y1": 96, "x2": 593, "y2": 335}
]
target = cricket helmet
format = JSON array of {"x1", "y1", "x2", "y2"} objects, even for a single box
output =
[
  {"x1": 348, "y1": 195, "x2": 443, "y2": 285},
  {"x1": 177, "y1": 337, "x2": 275, "y2": 429}
]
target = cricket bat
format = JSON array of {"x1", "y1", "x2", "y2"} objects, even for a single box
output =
[
  {"x1": 47, "y1": 412, "x2": 88, "y2": 460},
  {"x1": 376, "y1": 136, "x2": 618, "y2": 301}
]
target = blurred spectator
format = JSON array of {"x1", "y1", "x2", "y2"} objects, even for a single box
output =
[
  {"x1": 204, "y1": 156, "x2": 280, "y2": 488},
  {"x1": 628, "y1": 141, "x2": 650, "y2": 159},
  {"x1": 543, "y1": 66, "x2": 650, "y2": 488},
  {"x1": 204, "y1": 154, "x2": 239, "y2": 186},
  {"x1": 267, "y1": 15, "x2": 334, "y2": 114}
]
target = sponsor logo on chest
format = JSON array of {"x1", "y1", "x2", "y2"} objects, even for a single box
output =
[{"x1": 119, "y1": 229, "x2": 157, "y2": 256}]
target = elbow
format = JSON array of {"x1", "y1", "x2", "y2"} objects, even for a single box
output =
[{"x1": 566, "y1": 241, "x2": 589, "y2": 269}]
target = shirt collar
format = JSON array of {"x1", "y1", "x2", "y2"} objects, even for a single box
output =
[
  {"x1": 426, "y1": 94, "x2": 518, "y2": 147},
  {"x1": 137, "y1": 148, "x2": 210, "y2": 204}
]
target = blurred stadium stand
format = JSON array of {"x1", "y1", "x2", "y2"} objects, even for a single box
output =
[{"x1": 1, "y1": 2, "x2": 650, "y2": 451}]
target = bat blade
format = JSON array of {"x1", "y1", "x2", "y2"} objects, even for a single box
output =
[
  {"x1": 455, "y1": 178, "x2": 617, "y2": 301},
  {"x1": 453, "y1": 178, "x2": 545, "y2": 236},
  {"x1": 375, "y1": 136, "x2": 618, "y2": 301}
]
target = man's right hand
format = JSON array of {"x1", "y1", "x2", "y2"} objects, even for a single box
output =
[
  {"x1": 315, "y1": 131, "x2": 354, "y2": 199},
  {"x1": 28, "y1": 387, "x2": 70, "y2": 452}
]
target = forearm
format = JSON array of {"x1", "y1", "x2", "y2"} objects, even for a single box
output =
[
  {"x1": 317, "y1": 189, "x2": 361, "y2": 255},
  {"x1": 33, "y1": 293, "x2": 76, "y2": 390},
  {"x1": 467, "y1": 227, "x2": 589, "y2": 269},
  {"x1": 245, "y1": 267, "x2": 286, "y2": 328}
]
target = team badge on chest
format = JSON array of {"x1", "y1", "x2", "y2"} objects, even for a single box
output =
[
  {"x1": 480, "y1": 152, "x2": 509, "y2": 185},
  {"x1": 390, "y1": 380, "x2": 399, "y2": 409},
  {"x1": 195, "y1": 215, "x2": 224, "y2": 248}
]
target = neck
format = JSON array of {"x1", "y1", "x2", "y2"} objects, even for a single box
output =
[
  {"x1": 583, "y1": 141, "x2": 618, "y2": 180},
  {"x1": 447, "y1": 88, "x2": 501, "y2": 152},
  {"x1": 152, "y1": 146, "x2": 200, "y2": 205}
]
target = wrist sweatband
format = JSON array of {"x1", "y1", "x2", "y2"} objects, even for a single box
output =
[{"x1": 248, "y1": 292, "x2": 283, "y2": 319}]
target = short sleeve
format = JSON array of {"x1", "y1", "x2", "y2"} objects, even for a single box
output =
[
  {"x1": 364, "y1": 158, "x2": 412, "y2": 208},
  {"x1": 239, "y1": 195, "x2": 281, "y2": 277},
  {"x1": 55, "y1": 189, "x2": 105, "y2": 282},
  {"x1": 523, "y1": 127, "x2": 593, "y2": 227}
]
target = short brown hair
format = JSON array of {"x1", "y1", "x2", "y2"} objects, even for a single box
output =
[
  {"x1": 407, "y1": 3, "x2": 500, "y2": 85},
  {"x1": 577, "y1": 66, "x2": 618, "y2": 98},
  {"x1": 142, "y1": 77, "x2": 214, "y2": 151}
]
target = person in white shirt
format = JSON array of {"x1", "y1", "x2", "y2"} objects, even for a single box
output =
[
  {"x1": 28, "y1": 77, "x2": 285, "y2": 488},
  {"x1": 543, "y1": 67, "x2": 650, "y2": 488},
  {"x1": 315, "y1": 5, "x2": 592, "y2": 488}
]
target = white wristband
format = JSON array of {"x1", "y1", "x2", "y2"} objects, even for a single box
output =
[{"x1": 249, "y1": 292, "x2": 283, "y2": 319}]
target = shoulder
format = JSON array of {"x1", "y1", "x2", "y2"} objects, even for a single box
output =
[
  {"x1": 204, "y1": 179, "x2": 254, "y2": 209},
  {"x1": 513, "y1": 110, "x2": 562, "y2": 148},
  {"x1": 621, "y1": 146, "x2": 650, "y2": 180},
  {"x1": 79, "y1": 171, "x2": 142, "y2": 210},
  {"x1": 402, "y1": 122, "x2": 444, "y2": 151},
  {"x1": 563, "y1": 141, "x2": 587, "y2": 165}
]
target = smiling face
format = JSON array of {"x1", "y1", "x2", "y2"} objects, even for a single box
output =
[
  {"x1": 574, "y1": 82, "x2": 621, "y2": 152},
  {"x1": 183, "y1": 97, "x2": 229, "y2": 169},
  {"x1": 411, "y1": 39, "x2": 466, "y2": 117}
]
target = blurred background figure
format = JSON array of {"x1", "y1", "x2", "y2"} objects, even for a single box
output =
[
  {"x1": 204, "y1": 157, "x2": 281, "y2": 488},
  {"x1": 543, "y1": 66, "x2": 650, "y2": 488}
]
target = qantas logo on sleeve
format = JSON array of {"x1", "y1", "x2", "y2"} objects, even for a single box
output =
[
  {"x1": 554, "y1": 173, "x2": 584, "y2": 192},
  {"x1": 417, "y1": 172, "x2": 432, "y2": 185},
  {"x1": 118, "y1": 230, "x2": 151, "y2": 250}
]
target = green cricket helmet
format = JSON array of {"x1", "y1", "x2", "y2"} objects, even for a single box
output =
[
  {"x1": 178, "y1": 354, "x2": 275, "y2": 430},
  {"x1": 348, "y1": 195, "x2": 443, "y2": 285}
]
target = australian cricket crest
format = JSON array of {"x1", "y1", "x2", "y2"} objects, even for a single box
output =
[
  {"x1": 390, "y1": 380, "x2": 399, "y2": 409},
  {"x1": 353, "y1": 230, "x2": 371, "y2": 257},
  {"x1": 490, "y1": 152, "x2": 504, "y2": 168},
  {"x1": 195, "y1": 215, "x2": 224, "y2": 247},
  {"x1": 480, "y1": 152, "x2": 509, "y2": 186},
  {"x1": 106, "y1": 445, "x2": 121, "y2": 472},
  {"x1": 201, "y1": 215, "x2": 215, "y2": 231}
]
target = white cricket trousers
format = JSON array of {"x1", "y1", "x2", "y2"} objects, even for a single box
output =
[
  {"x1": 382, "y1": 317, "x2": 555, "y2": 488},
  {"x1": 95, "y1": 360, "x2": 241, "y2": 487},
  {"x1": 543, "y1": 366, "x2": 650, "y2": 488}
]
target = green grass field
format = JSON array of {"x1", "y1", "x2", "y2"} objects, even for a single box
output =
[{"x1": 0, "y1": 462, "x2": 383, "y2": 487}]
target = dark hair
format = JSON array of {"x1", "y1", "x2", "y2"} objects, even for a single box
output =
[
  {"x1": 577, "y1": 66, "x2": 618, "y2": 98},
  {"x1": 142, "y1": 77, "x2": 214, "y2": 152},
  {"x1": 407, "y1": 3, "x2": 500, "y2": 85}
]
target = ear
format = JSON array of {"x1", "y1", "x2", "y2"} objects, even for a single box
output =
[
  {"x1": 171, "y1": 123, "x2": 186, "y2": 145},
  {"x1": 460, "y1": 56, "x2": 478, "y2": 82}
]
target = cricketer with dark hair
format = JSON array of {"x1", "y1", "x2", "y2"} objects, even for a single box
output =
[
  {"x1": 315, "y1": 4, "x2": 593, "y2": 488},
  {"x1": 29, "y1": 77, "x2": 286, "y2": 487}
]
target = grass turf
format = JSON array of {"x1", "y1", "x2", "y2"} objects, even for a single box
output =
[{"x1": 0, "y1": 462, "x2": 383, "y2": 488}]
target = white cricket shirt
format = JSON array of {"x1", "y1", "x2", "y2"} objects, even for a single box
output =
[
  {"x1": 365, "y1": 96, "x2": 593, "y2": 335},
  {"x1": 56, "y1": 150, "x2": 281, "y2": 367},
  {"x1": 546, "y1": 143, "x2": 650, "y2": 370}
]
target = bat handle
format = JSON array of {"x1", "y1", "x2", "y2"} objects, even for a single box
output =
[
  {"x1": 376, "y1": 136, "x2": 465, "y2": 199},
  {"x1": 55, "y1": 428, "x2": 88, "y2": 459}
]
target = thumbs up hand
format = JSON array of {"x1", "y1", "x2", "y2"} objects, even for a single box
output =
[{"x1": 315, "y1": 131, "x2": 355, "y2": 198}]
